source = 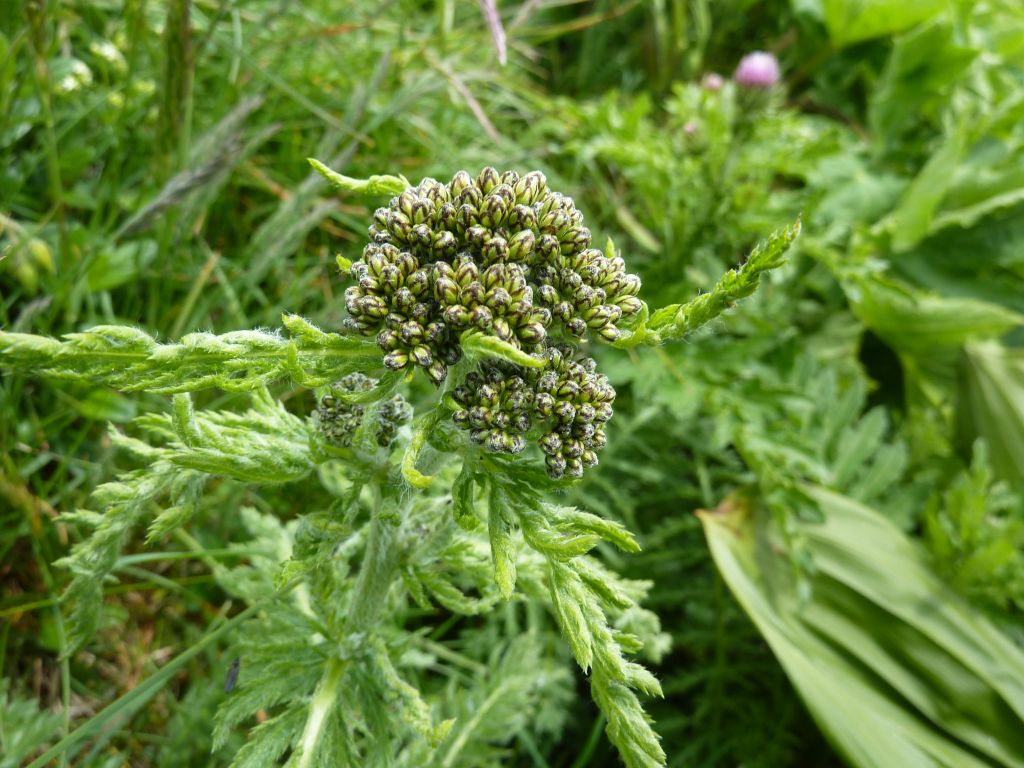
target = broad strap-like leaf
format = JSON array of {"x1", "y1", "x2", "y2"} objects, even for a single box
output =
[{"x1": 700, "y1": 488, "x2": 1024, "y2": 768}]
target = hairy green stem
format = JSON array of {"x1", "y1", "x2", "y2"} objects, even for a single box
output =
[
  {"x1": 441, "y1": 679, "x2": 511, "y2": 767},
  {"x1": 295, "y1": 656, "x2": 347, "y2": 768},
  {"x1": 293, "y1": 480, "x2": 402, "y2": 766},
  {"x1": 349, "y1": 484, "x2": 399, "y2": 630}
]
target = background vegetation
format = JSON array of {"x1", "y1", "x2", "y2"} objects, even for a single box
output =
[{"x1": 2, "y1": 1, "x2": 1024, "y2": 766}]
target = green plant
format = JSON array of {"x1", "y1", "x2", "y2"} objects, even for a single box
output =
[
  {"x1": 0, "y1": 163, "x2": 798, "y2": 767},
  {"x1": 702, "y1": 487, "x2": 1024, "y2": 767}
]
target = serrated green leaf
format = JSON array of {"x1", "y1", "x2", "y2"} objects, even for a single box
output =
[
  {"x1": 307, "y1": 158, "x2": 409, "y2": 197},
  {"x1": 0, "y1": 323, "x2": 380, "y2": 394},
  {"x1": 488, "y1": 497, "x2": 517, "y2": 600},
  {"x1": 451, "y1": 465, "x2": 480, "y2": 530},
  {"x1": 460, "y1": 330, "x2": 546, "y2": 368},
  {"x1": 647, "y1": 220, "x2": 800, "y2": 343}
]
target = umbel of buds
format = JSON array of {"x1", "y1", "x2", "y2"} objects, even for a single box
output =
[
  {"x1": 316, "y1": 373, "x2": 413, "y2": 448},
  {"x1": 343, "y1": 168, "x2": 642, "y2": 384},
  {"x1": 451, "y1": 347, "x2": 615, "y2": 480}
]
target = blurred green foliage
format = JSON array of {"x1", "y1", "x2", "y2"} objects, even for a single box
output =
[{"x1": 2, "y1": 0, "x2": 1024, "y2": 766}]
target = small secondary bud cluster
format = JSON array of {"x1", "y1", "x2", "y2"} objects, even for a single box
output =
[
  {"x1": 343, "y1": 168, "x2": 642, "y2": 384},
  {"x1": 315, "y1": 373, "x2": 412, "y2": 448},
  {"x1": 451, "y1": 347, "x2": 615, "y2": 480}
]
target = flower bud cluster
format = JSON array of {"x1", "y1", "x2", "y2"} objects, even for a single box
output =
[
  {"x1": 532, "y1": 347, "x2": 614, "y2": 479},
  {"x1": 346, "y1": 243, "x2": 459, "y2": 385},
  {"x1": 452, "y1": 366, "x2": 534, "y2": 455},
  {"x1": 316, "y1": 373, "x2": 372, "y2": 448},
  {"x1": 375, "y1": 394, "x2": 413, "y2": 447},
  {"x1": 315, "y1": 373, "x2": 412, "y2": 448},
  {"x1": 533, "y1": 248, "x2": 642, "y2": 342},
  {"x1": 342, "y1": 168, "x2": 642, "y2": 383},
  {"x1": 450, "y1": 347, "x2": 615, "y2": 480}
]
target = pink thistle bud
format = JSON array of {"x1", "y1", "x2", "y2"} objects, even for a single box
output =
[
  {"x1": 683, "y1": 121, "x2": 698, "y2": 136},
  {"x1": 701, "y1": 72, "x2": 724, "y2": 92},
  {"x1": 734, "y1": 51, "x2": 780, "y2": 89}
]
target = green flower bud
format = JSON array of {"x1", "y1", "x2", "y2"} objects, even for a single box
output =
[
  {"x1": 410, "y1": 302, "x2": 431, "y2": 323},
  {"x1": 449, "y1": 170, "x2": 473, "y2": 196},
  {"x1": 427, "y1": 361, "x2": 448, "y2": 385},
  {"x1": 514, "y1": 171, "x2": 546, "y2": 204},
  {"x1": 433, "y1": 229, "x2": 458, "y2": 258},
  {"x1": 361, "y1": 296, "x2": 389, "y2": 319},
  {"x1": 439, "y1": 202, "x2": 459, "y2": 231},
  {"x1": 540, "y1": 210, "x2": 568, "y2": 234},
  {"x1": 561, "y1": 226, "x2": 591, "y2": 253},
  {"x1": 406, "y1": 270, "x2": 430, "y2": 296},
  {"x1": 508, "y1": 229, "x2": 536, "y2": 262},
  {"x1": 412, "y1": 223, "x2": 432, "y2": 249},
  {"x1": 388, "y1": 212, "x2": 412, "y2": 242},
  {"x1": 573, "y1": 422, "x2": 596, "y2": 441},
  {"x1": 492, "y1": 317, "x2": 512, "y2": 342},
  {"x1": 419, "y1": 177, "x2": 448, "y2": 201},
  {"x1": 508, "y1": 204, "x2": 537, "y2": 229},
  {"x1": 384, "y1": 350, "x2": 409, "y2": 370},
  {"x1": 487, "y1": 287, "x2": 512, "y2": 312},
  {"x1": 410, "y1": 198, "x2": 431, "y2": 223},
  {"x1": 467, "y1": 225, "x2": 491, "y2": 250},
  {"x1": 434, "y1": 276, "x2": 460, "y2": 305},
  {"x1": 470, "y1": 306, "x2": 493, "y2": 331},
  {"x1": 377, "y1": 329, "x2": 400, "y2": 350},
  {"x1": 539, "y1": 432, "x2": 562, "y2": 455},
  {"x1": 518, "y1": 322, "x2": 546, "y2": 346},
  {"x1": 477, "y1": 166, "x2": 501, "y2": 193},
  {"x1": 459, "y1": 203, "x2": 478, "y2": 230},
  {"x1": 537, "y1": 234, "x2": 560, "y2": 261},
  {"x1": 400, "y1": 321, "x2": 423, "y2": 345},
  {"x1": 358, "y1": 273, "x2": 380, "y2": 292},
  {"x1": 398, "y1": 189, "x2": 418, "y2": 218},
  {"x1": 462, "y1": 282, "x2": 486, "y2": 306},
  {"x1": 424, "y1": 322, "x2": 446, "y2": 342},
  {"x1": 616, "y1": 295, "x2": 643, "y2": 315},
  {"x1": 443, "y1": 304, "x2": 472, "y2": 327},
  {"x1": 411, "y1": 345, "x2": 433, "y2": 367},
  {"x1": 482, "y1": 236, "x2": 509, "y2": 264},
  {"x1": 394, "y1": 287, "x2": 415, "y2": 311},
  {"x1": 545, "y1": 454, "x2": 567, "y2": 479},
  {"x1": 554, "y1": 401, "x2": 576, "y2": 422},
  {"x1": 455, "y1": 257, "x2": 479, "y2": 286},
  {"x1": 557, "y1": 380, "x2": 580, "y2": 398},
  {"x1": 380, "y1": 264, "x2": 401, "y2": 292}
]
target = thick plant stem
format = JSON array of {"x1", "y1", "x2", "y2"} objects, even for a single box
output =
[
  {"x1": 293, "y1": 481, "x2": 401, "y2": 767},
  {"x1": 295, "y1": 656, "x2": 346, "y2": 768},
  {"x1": 350, "y1": 493, "x2": 398, "y2": 630}
]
